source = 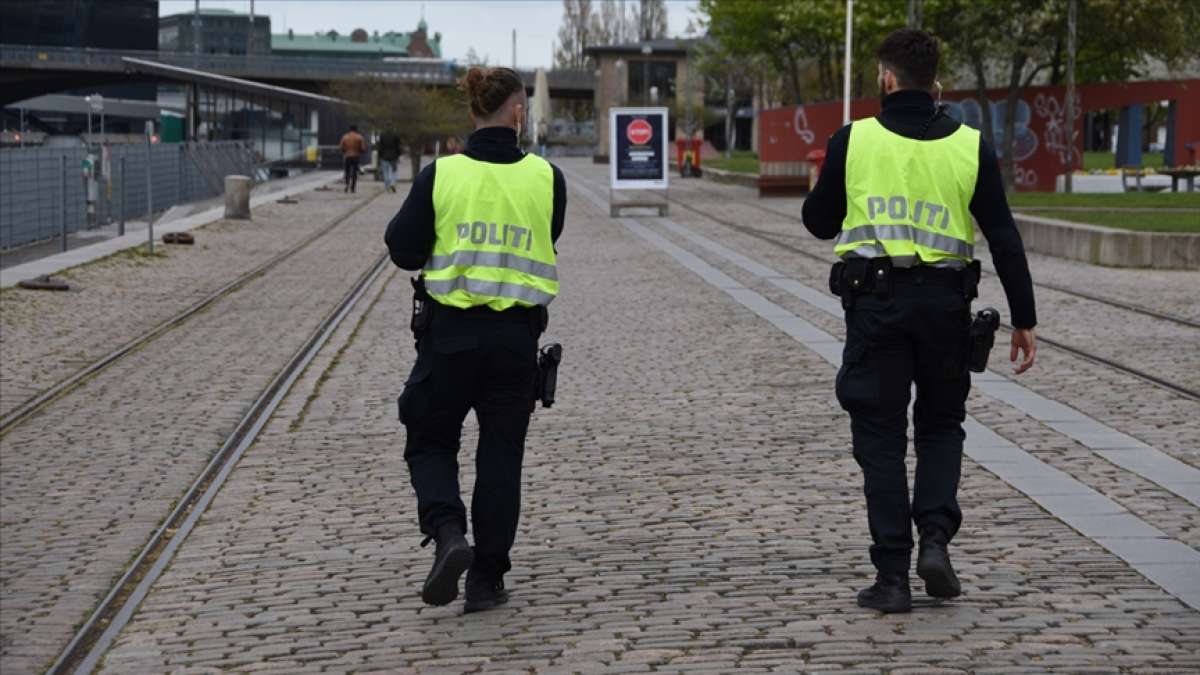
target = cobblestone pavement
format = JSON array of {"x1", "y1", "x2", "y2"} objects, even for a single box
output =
[
  {"x1": 0, "y1": 183, "x2": 404, "y2": 674},
  {"x1": 619, "y1": 174, "x2": 1200, "y2": 559},
  {"x1": 0, "y1": 178, "x2": 369, "y2": 419},
  {"x1": 94, "y1": 159, "x2": 1199, "y2": 673},
  {"x1": 655, "y1": 175, "x2": 1200, "y2": 465}
]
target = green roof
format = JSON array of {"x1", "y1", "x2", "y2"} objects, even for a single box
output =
[{"x1": 272, "y1": 33, "x2": 413, "y2": 56}]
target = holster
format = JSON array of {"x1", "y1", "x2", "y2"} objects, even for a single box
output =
[
  {"x1": 967, "y1": 307, "x2": 1001, "y2": 372},
  {"x1": 534, "y1": 343, "x2": 563, "y2": 408},
  {"x1": 410, "y1": 277, "x2": 433, "y2": 347}
]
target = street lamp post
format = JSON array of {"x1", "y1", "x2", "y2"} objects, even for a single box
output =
[{"x1": 843, "y1": 0, "x2": 853, "y2": 125}]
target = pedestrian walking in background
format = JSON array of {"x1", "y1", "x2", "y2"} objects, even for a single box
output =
[
  {"x1": 378, "y1": 129, "x2": 403, "y2": 192},
  {"x1": 536, "y1": 120, "x2": 549, "y2": 157},
  {"x1": 385, "y1": 66, "x2": 567, "y2": 614},
  {"x1": 802, "y1": 28, "x2": 1038, "y2": 614},
  {"x1": 339, "y1": 124, "x2": 366, "y2": 193}
]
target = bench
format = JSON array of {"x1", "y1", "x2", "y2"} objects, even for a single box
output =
[
  {"x1": 1120, "y1": 167, "x2": 1168, "y2": 193},
  {"x1": 757, "y1": 160, "x2": 811, "y2": 197}
]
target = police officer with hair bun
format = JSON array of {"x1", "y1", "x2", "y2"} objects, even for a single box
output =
[
  {"x1": 385, "y1": 66, "x2": 566, "y2": 613},
  {"x1": 803, "y1": 29, "x2": 1037, "y2": 613}
]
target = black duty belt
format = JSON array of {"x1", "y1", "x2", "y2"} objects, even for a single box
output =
[
  {"x1": 830, "y1": 258, "x2": 981, "y2": 309},
  {"x1": 888, "y1": 265, "x2": 968, "y2": 288},
  {"x1": 439, "y1": 304, "x2": 539, "y2": 322}
]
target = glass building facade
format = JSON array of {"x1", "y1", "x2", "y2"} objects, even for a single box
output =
[
  {"x1": 0, "y1": 0, "x2": 158, "y2": 100},
  {"x1": 0, "y1": 0, "x2": 157, "y2": 50}
]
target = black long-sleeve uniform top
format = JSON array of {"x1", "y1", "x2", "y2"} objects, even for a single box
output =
[
  {"x1": 802, "y1": 90, "x2": 1037, "y2": 328},
  {"x1": 384, "y1": 126, "x2": 566, "y2": 271}
]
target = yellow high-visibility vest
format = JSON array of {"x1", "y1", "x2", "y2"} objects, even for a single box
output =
[
  {"x1": 425, "y1": 153, "x2": 557, "y2": 310},
  {"x1": 837, "y1": 116, "x2": 979, "y2": 267}
]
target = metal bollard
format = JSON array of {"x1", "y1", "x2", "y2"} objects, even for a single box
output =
[
  {"x1": 119, "y1": 156, "x2": 126, "y2": 236},
  {"x1": 177, "y1": 144, "x2": 184, "y2": 204},
  {"x1": 60, "y1": 155, "x2": 67, "y2": 252},
  {"x1": 224, "y1": 175, "x2": 252, "y2": 220},
  {"x1": 146, "y1": 140, "x2": 154, "y2": 255}
]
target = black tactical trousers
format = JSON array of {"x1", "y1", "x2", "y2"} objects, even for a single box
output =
[
  {"x1": 399, "y1": 308, "x2": 538, "y2": 578},
  {"x1": 836, "y1": 280, "x2": 972, "y2": 576}
]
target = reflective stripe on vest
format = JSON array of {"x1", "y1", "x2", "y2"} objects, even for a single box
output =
[
  {"x1": 426, "y1": 153, "x2": 557, "y2": 310},
  {"x1": 837, "y1": 116, "x2": 979, "y2": 266}
]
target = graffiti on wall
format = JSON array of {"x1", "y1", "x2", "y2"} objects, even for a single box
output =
[
  {"x1": 943, "y1": 98, "x2": 1041, "y2": 187},
  {"x1": 792, "y1": 105, "x2": 816, "y2": 145},
  {"x1": 759, "y1": 79, "x2": 1197, "y2": 192},
  {"x1": 1033, "y1": 92, "x2": 1083, "y2": 169}
]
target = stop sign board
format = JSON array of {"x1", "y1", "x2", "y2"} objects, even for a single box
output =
[
  {"x1": 610, "y1": 107, "x2": 668, "y2": 191},
  {"x1": 626, "y1": 118, "x2": 653, "y2": 145}
]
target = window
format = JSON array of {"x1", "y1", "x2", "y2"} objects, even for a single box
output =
[{"x1": 628, "y1": 60, "x2": 676, "y2": 105}]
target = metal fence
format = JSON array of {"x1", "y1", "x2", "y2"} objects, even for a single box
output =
[{"x1": 0, "y1": 141, "x2": 255, "y2": 250}]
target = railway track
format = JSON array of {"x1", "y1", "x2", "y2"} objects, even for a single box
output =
[
  {"x1": 0, "y1": 190, "x2": 386, "y2": 436},
  {"x1": 664, "y1": 195, "x2": 1200, "y2": 402},
  {"x1": 730, "y1": 197, "x2": 1200, "y2": 330},
  {"x1": 47, "y1": 249, "x2": 393, "y2": 675}
]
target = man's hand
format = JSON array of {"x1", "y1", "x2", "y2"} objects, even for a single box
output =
[{"x1": 1010, "y1": 328, "x2": 1037, "y2": 375}]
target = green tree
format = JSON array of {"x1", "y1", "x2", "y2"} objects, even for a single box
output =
[
  {"x1": 633, "y1": 0, "x2": 669, "y2": 41},
  {"x1": 929, "y1": 0, "x2": 1199, "y2": 190},
  {"x1": 1061, "y1": 0, "x2": 1200, "y2": 84},
  {"x1": 554, "y1": 0, "x2": 599, "y2": 69},
  {"x1": 700, "y1": 0, "x2": 904, "y2": 104},
  {"x1": 328, "y1": 78, "x2": 470, "y2": 179}
]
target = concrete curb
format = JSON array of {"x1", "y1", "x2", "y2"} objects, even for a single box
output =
[
  {"x1": 1, "y1": 171, "x2": 339, "y2": 288},
  {"x1": 699, "y1": 165, "x2": 759, "y2": 189},
  {"x1": 1013, "y1": 213, "x2": 1200, "y2": 270}
]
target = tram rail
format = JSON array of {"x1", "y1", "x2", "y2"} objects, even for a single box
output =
[
  {"x1": 664, "y1": 195, "x2": 1200, "y2": 402},
  {"x1": 0, "y1": 190, "x2": 387, "y2": 436},
  {"x1": 48, "y1": 251, "x2": 393, "y2": 675}
]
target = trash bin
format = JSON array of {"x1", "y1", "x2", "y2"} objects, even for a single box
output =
[{"x1": 806, "y1": 149, "x2": 826, "y2": 188}]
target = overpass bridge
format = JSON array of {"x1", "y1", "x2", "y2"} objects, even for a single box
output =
[{"x1": 0, "y1": 44, "x2": 595, "y2": 106}]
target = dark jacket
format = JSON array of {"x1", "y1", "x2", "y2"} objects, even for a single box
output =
[
  {"x1": 802, "y1": 90, "x2": 1037, "y2": 329},
  {"x1": 384, "y1": 126, "x2": 566, "y2": 271},
  {"x1": 378, "y1": 131, "x2": 402, "y2": 162}
]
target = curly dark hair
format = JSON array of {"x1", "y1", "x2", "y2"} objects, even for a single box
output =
[{"x1": 876, "y1": 28, "x2": 939, "y2": 91}]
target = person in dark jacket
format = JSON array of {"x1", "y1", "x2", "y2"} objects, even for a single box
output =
[
  {"x1": 378, "y1": 130, "x2": 403, "y2": 192},
  {"x1": 802, "y1": 28, "x2": 1037, "y2": 613}
]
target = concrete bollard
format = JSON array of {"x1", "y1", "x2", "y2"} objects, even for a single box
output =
[{"x1": 224, "y1": 175, "x2": 252, "y2": 220}]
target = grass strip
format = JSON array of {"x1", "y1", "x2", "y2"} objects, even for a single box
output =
[
  {"x1": 1025, "y1": 209, "x2": 1199, "y2": 233},
  {"x1": 1008, "y1": 192, "x2": 1200, "y2": 209}
]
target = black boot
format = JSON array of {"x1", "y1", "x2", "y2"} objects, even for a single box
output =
[
  {"x1": 463, "y1": 567, "x2": 509, "y2": 614},
  {"x1": 856, "y1": 574, "x2": 912, "y2": 613},
  {"x1": 917, "y1": 530, "x2": 961, "y2": 599},
  {"x1": 420, "y1": 523, "x2": 473, "y2": 606}
]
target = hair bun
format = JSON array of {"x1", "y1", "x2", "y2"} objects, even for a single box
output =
[{"x1": 458, "y1": 67, "x2": 525, "y2": 119}]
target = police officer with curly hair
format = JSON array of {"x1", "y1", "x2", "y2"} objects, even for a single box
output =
[
  {"x1": 385, "y1": 66, "x2": 566, "y2": 613},
  {"x1": 803, "y1": 29, "x2": 1038, "y2": 613}
]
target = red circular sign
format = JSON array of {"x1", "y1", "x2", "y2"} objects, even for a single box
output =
[{"x1": 626, "y1": 119, "x2": 653, "y2": 145}]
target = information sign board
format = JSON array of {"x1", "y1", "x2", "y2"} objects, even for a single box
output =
[{"x1": 609, "y1": 107, "x2": 669, "y2": 191}]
